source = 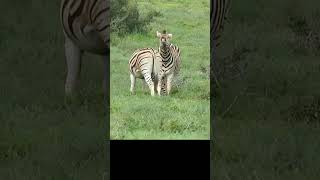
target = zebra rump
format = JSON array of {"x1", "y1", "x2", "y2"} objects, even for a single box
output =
[{"x1": 129, "y1": 48, "x2": 162, "y2": 96}]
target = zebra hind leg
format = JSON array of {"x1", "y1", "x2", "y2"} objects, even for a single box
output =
[
  {"x1": 143, "y1": 73, "x2": 155, "y2": 96},
  {"x1": 151, "y1": 72, "x2": 158, "y2": 94},
  {"x1": 157, "y1": 75, "x2": 164, "y2": 96},
  {"x1": 130, "y1": 73, "x2": 136, "y2": 95},
  {"x1": 154, "y1": 79, "x2": 158, "y2": 95},
  {"x1": 64, "y1": 36, "x2": 83, "y2": 98}
]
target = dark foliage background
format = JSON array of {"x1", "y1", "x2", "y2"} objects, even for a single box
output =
[
  {"x1": 0, "y1": 1, "x2": 107, "y2": 179},
  {"x1": 213, "y1": 0, "x2": 320, "y2": 179}
]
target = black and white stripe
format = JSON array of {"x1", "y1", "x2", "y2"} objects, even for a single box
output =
[
  {"x1": 60, "y1": 0, "x2": 110, "y2": 96},
  {"x1": 156, "y1": 30, "x2": 181, "y2": 96},
  {"x1": 211, "y1": 0, "x2": 230, "y2": 46},
  {"x1": 211, "y1": 0, "x2": 230, "y2": 87}
]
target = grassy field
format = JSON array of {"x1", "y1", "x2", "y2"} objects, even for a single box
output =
[
  {"x1": 110, "y1": 0, "x2": 210, "y2": 139},
  {"x1": 0, "y1": 1, "x2": 107, "y2": 179},
  {"x1": 214, "y1": 0, "x2": 320, "y2": 179}
]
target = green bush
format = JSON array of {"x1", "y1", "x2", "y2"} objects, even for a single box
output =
[{"x1": 111, "y1": 0, "x2": 161, "y2": 35}]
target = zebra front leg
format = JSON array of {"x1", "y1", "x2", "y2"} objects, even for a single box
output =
[
  {"x1": 64, "y1": 37, "x2": 83, "y2": 97},
  {"x1": 130, "y1": 73, "x2": 136, "y2": 95},
  {"x1": 166, "y1": 74, "x2": 174, "y2": 95},
  {"x1": 157, "y1": 75, "x2": 164, "y2": 96}
]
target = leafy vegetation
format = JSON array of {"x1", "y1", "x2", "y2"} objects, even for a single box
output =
[{"x1": 111, "y1": 0, "x2": 161, "y2": 35}]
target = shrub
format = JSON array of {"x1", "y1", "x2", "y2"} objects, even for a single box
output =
[{"x1": 111, "y1": 0, "x2": 161, "y2": 35}]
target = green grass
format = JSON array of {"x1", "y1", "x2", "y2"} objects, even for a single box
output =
[
  {"x1": 0, "y1": 1, "x2": 107, "y2": 179},
  {"x1": 214, "y1": 0, "x2": 320, "y2": 178},
  {"x1": 110, "y1": 0, "x2": 210, "y2": 139}
]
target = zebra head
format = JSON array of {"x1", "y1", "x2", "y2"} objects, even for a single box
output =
[{"x1": 156, "y1": 30, "x2": 172, "y2": 48}]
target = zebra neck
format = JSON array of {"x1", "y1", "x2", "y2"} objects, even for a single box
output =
[{"x1": 159, "y1": 44, "x2": 171, "y2": 62}]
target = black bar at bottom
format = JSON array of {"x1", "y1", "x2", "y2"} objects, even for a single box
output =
[{"x1": 111, "y1": 140, "x2": 209, "y2": 179}]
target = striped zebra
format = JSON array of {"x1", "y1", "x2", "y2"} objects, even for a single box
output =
[
  {"x1": 156, "y1": 30, "x2": 181, "y2": 96},
  {"x1": 211, "y1": 0, "x2": 230, "y2": 48},
  {"x1": 211, "y1": 0, "x2": 230, "y2": 88},
  {"x1": 129, "y1": 48, "x2": 162, "y2": 96},
  {"x1": 60, "y1": 0, "x2": 110, "y2": 96}
]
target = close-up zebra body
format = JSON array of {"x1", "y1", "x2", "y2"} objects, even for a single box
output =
[
  {"x1": 60, "y1": 0, "x2": 110, "y2": 96},
  {"x1": 211, "y1": 0, "x2": 230, "y2": 44},
  {"x1": 156, "y1": 30, "x2": 181, "y2": 96},
  {"x1": 211, "y1": 0, "x2": 230, "y2": 87},
  {"x1": 129, "y1": 48, "x2": 162, "y2": 96}
]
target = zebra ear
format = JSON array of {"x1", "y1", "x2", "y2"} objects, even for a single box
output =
[
  {"x1": 168, "y1": 34, "x2": 172, "y2": 39},
  {"x1": 156, "y1": 31, "x2": 161, "y2": 37}
]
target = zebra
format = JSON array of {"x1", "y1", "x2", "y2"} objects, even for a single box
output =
[
  {"x1": 211, "y1": 0, "x2": 230, "y2": 89},
  {"x1": 156, "y1": 30, "x2": 181, "y2": 96},
  {"x1": 129, "y1": 48, "x2": 162, "y2": 96},
  {"x1": 60, "y1": 0, "x2": 110, "y2": 97},
  {"x1": 212, "y1": 0, "x2": 230, "y2": 48}
]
